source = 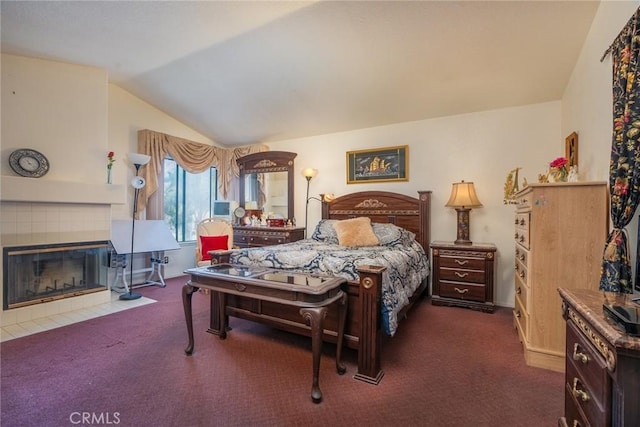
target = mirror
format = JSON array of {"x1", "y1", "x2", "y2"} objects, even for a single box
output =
[
  {"x1": 237, "y1": 151, "x2": 296, "y2": 223},
  {"x1": 243, "y1": 171, "x2": 288, "y2": 218}
]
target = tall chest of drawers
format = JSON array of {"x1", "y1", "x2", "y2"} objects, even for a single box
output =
[
  {"x1": 513, "y1": 182, "x2": 608, "y2": 372},
  {"x1": 559, "y1": 288, "x2": 640, "y2": 427}
]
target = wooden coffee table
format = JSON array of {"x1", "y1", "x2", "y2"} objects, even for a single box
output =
[{"x1": 182, "y1": 264, "x2": 348, "y2": 403}]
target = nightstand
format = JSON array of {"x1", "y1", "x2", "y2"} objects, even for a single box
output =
[{"x1": 430, "y1": 241, "x2": 496, "y2": 313}]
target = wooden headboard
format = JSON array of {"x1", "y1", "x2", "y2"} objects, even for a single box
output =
[{"x1": 321, "y1": 190, "x2": 432, "y2": 251}]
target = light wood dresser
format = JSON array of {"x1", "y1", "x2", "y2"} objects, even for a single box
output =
[
  {"x1": 559, "y1": 288, "x2": 640, "y2": 427},
  {"x1": 513, "y1": 182, "x2": 608, "y2": 372}
]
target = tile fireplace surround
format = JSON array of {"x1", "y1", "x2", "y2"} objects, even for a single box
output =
[{"x1": 1, "y1": 178, "x2": 125, "y2": 328}]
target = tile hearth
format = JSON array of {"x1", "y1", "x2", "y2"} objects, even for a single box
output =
[{"x1": 0, "y1": 291, "x2": 155, "y2": 342}]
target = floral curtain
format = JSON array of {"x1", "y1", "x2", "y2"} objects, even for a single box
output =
[
  {"x1": 136, "y1": 129, "x2": 267, "y2": 218},
  {"x1": 600, "y1": 7, "x2": 640, "y2": 293}
]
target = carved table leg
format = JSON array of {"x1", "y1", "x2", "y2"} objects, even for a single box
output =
[
  {"x1": 208, "y1": 290, "x2": 231, "y2": 338},
  {"x1": 218, "y1": 291, "x2": 228, "y2": 340},
  {"x1": 182, "y1": 282, "x2": 199, "y2": 355},
  {"x1": 300, "y1": 306, "x2": 328, "y2": 404},
  {"x1": 336, "y1": 292, "x2": 347, "y2": 375}
]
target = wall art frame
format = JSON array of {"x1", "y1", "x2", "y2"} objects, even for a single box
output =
[
  {"x1": 565, "y1": 131, "x2": 579, "y2": 167},
  {"x1": 346, "y1": 145, "x2": 408, "y2": 184}
]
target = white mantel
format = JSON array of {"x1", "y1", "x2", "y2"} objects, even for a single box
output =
[{"x1": 1, "y1": 176, "x2": 126, "y2": 205}]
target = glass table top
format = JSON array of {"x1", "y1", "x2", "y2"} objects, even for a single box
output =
[
  {"x1": 204, "y1": 264, "x2": 263, "y2": 277},
  {"x1": 194, "y1": 264, "x2": 336, "y2": 289}
]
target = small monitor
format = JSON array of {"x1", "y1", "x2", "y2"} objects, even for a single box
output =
[{"x1": 212, "y1": 200, "x2": 237, "y2": 219}]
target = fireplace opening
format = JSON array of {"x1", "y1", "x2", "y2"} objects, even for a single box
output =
[{"x1": 3, "y1": 241, "x2": 110, "y2": 310}]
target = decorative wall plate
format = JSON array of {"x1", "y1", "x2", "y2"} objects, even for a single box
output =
[{"x1": 9, "y1": 149, "x2": 50, "y2": 178}]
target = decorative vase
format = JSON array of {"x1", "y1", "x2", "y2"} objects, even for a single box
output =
[
  {"x1": 550, "y1": 167, "x2": 568, "y2": 182},
  {"x1": 107, "y1": 167, "x2": 112, "y2": 184}
]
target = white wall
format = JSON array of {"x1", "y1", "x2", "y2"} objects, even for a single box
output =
[
  {"x1": 1, "y1": 54, "x2": 108, "y2": 182},
  {"x1": 269, "y1": 102, "x2": 561, "y2": 308}
]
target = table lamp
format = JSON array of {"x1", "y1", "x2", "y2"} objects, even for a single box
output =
[{"x1": 445, "y1": 180, "x2": 483, "y2": 245}]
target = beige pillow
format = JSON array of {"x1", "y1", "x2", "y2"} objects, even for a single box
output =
[{"x1": 333, "y1": 217, "x2": 380, "y2": 247}]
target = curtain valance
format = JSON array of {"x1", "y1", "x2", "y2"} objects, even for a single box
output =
[{"x1": 137, "y1": 129, "x2": 267, "y2": 214}]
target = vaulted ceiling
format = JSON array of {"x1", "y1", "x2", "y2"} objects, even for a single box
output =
[{"x1": 1, "y1": 1, "x2": 600, "y2": 146}]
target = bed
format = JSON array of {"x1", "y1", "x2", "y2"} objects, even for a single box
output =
[{"x1": 209, "y1": 190, "x2": 432, "y2": 384}]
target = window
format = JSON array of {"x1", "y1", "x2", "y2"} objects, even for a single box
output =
[{"x1": 163, "y1": 158, "x2": 219, "y2": 242}]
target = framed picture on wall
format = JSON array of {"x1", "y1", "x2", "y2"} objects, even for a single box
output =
[
  {"x1": 565, "y1": 132, "x2": 579, "y2": 167},
  {"x1": 346, "y1": 145, "x2": 409, "y2": 184}
]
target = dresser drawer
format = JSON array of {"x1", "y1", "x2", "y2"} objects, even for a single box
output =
[
  {"x1": 514, "y1": 278, "x2": 528, "y2": 308},
  {"x1": 513, "y1": 296, "x2": 528, "y2": 340},
  {"x1": 514, "y1": 261, "x2": 527, "y2": 286},
  {"x1": 564, "y1": 382, "x2": 590, "y2": 427},
  {"x1": 234, "y1": 234, "x2": 250, "y2": 245},
  {"x1": 438, "y1": 282, "x2": 485, "y2": 302},
  {"x1": 514, "y1": 228, "x2": 529, "y2": 249},
  {"x1": 516, "y1": 191, "x2": 532, "y2": 209},
  {"x1": 233, "y1": 227, "x2": 305, "y2": 248},
  {"x1": 438, "y1": 256, "x2": 485, "y2": 271},
  {"x1": 566, "y1": 322, "x2": 610, "y2": 411},
  {"x1": 248, "y1": 234, "x2": 287, "y2": 246},
  {"x1": 565, "y1": 360, "x2": 609, "y2": 426},
  {"x1": 515, "y1": 212, "x2": 529, "y2": 230},
  {"x1": 439, "y1": 268, "x2": 485, "y2": 284},
  {"x1": 514, "y1": 245, "x2": 528, "y2": 266}
]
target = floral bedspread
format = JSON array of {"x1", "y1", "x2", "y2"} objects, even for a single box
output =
[{"x1": 229, "y1": 233, "x2": 429, "y2": 336}]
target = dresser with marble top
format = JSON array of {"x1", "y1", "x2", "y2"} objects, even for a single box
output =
[{"x1": 558, "y1": 288, "x2": 640, "y2": 427}]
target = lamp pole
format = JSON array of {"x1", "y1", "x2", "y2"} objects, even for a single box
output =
[
  {"x1": 302, "y1": 168, "x2": 318, "y2": 238},
  {"x1": 120, "y1": 153, "x2": 151, "y2": 301}
]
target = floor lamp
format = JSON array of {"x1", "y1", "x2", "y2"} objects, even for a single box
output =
[
  {"x1": 302, "y1": 168, "x2": 318, "y2": 238},
  {"x1": 120, "y1": 152, "x2": 152, "y2": 301}
]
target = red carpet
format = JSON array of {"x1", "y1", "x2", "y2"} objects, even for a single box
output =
[{"x1": 1, "y1": 276, "x2": 563, "y2": 426}]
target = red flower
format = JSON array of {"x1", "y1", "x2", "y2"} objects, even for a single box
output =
[
  {"x1": 549, "y1": 157, "x2": 568, "y2": 169},
  {"x1": 107, "y1": 152, "x2": 116, "y2": 169}
]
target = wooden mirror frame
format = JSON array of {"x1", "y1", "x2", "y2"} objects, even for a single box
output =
[{"x1": 237, "y1": 151, "x2": 297, "y2": 221}]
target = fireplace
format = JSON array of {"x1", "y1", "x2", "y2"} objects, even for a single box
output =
[{"x1": 3, "y1": 241, "x2": 110, "y2": 310}]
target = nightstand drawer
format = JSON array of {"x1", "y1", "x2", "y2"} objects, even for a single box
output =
[
  {"x1": 438, "y1": 282, "x2": 485, "y2": 302},
  {"x1": 439, "y1": 268, "x2": 485, "y2": 283},
  {"x1": 438, "y1": 256, "x2": 485, "y2": 271}
]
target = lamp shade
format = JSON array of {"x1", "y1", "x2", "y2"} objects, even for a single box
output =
[
  {"x1": 302, "y1": 168, "x2": 318, "y2": 179},
  {"x1": 445, "y1": 181, "x2": 483, "y2": 208},
  {"x1": 128, "y1": 152, "x2": 151, "y2": 167},
  {"x1": 322, "y1": 193, "x2": 335, "y2": 202}
]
